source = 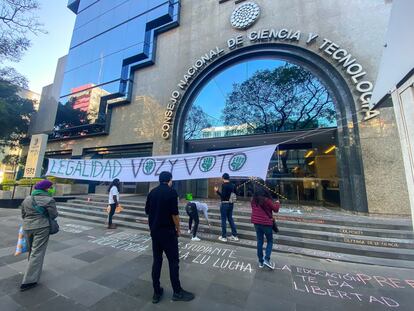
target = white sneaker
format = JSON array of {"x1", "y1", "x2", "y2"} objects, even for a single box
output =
[
  {"x1": 258, "y1": 262, "x2": 264, "y2": 268},
  {"x1": 187, "y1": 230, "x2": 192, "y2": 234},
  {"x1": 191, "y1": 236, "x2": 201, "y2": 242},
  {"x1": 229, "y1": 235, "x2": 239, "y2": 241},
  {"x1": 218, "y1": 236, "x2": 228, "y2": 242}
]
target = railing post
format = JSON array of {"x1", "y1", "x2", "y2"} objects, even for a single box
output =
[{"x1": 12, "y1": 184, "x2": 16, "y2": 199}]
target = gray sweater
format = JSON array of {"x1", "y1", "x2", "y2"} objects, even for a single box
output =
[{"x1": 21, "y1": 194, "x2": 58, "y2": 231}]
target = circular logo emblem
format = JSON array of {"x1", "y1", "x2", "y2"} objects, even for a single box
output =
[
  {"x1": 143, "y1": 159, "x2": 156, "y2": 175},
  {"x1": 230, "y1": 2, "x2": 260, "y2": 30},
  {"x1": 199, "y1": 156, "x2": 216, "y2": 172},
  {"x1": 229, "y1": 153, "x2": 247, "y2": 171}
]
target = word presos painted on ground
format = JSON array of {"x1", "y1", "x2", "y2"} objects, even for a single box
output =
[
  {"x1": 89, "y1": 232, "x2": 151, "y2": 253},
  {"x1": 46, "y1": 145, "x2": 276, "y2": 182},
  {"x1": 284, "y1": 265, "x2": 414, "y2": 308},
  {"x1": 162, "y1": 27, "x2": 379, "y2": 139},
  {"x1": 178, "y1": 242, "x2": 253, "y2": 273}
]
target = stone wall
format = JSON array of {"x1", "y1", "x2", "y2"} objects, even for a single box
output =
[{"x1": 43, "y1": 0, "x2": 410, "y2": 214}]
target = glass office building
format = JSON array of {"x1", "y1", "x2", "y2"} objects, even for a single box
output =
[{"x1": 31, "y1": 0, "x2": 411, "y2": 215}]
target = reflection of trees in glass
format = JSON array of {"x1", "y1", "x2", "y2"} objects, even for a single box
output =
[
  {"x1": 87, "y1": 103, "x2": 99, "y2": 124},
  {"x1": 184, "y1": 105, "x2": 212, "y2": 140},
  {"x1": 55, "y1": 98, "x2": 88, "y2": 128},
  {"x1": 223, "y1": 64, "x2": 336, "y2": 133}
]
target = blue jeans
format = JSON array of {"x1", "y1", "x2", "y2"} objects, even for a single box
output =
[
  {"x1": 254, "y1": 224, "x2": 273, "y2": 263},
  {"x1": 220, "y1": 203, "x2": 237, "y2": 238}
]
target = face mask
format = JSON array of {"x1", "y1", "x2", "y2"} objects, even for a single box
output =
[{"x1": 47, "y1": 187, "x2": 56, "y2": 195}]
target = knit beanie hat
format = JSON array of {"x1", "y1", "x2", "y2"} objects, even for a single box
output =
[{"x1": 34, "y1": 180, "x2": 53, "y2": 190}]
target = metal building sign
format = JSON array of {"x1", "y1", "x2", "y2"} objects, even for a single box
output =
[{"x1": 230, "y1": 2, "x2": 261, "y2": 30}]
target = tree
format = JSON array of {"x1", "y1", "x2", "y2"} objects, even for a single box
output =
[
  {"x1": 0, "y1": 0, "x2": 45, "y2": 62},
  {"x1": 0, "y1": 77, "x2": 35, "y2": 149},
  {"x1": 184, "y1": 104, "x2": 212, "y2": 140},
  {"x1": 0, "y1": 66, "x2": 28, "y2": 88},
  {"x1": 223, "y1": 64, "x2": 336, "y2": 134}
]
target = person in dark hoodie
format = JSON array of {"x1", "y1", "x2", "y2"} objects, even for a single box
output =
[
  {"x1": 20, "y1": 179, "x2": 58, "y2": 291},
  {"x1": 214, "y1": 173, "x2": 239, "y2": 242},
  {"x1": 145, "y1": 171, "x2": 195, "y2": 304}
]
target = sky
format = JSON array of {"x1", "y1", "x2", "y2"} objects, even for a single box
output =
[
  {"x1": 194, "y1": 59, "x2": 285, "y2": 121},
  {"x1": 4, "y1": 0, "x2": 75, "y2": 94}
]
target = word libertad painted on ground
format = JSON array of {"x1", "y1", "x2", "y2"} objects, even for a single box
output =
[
  {"x1": 286, "y1": 265, "x2": 414, "y2": 308},
  {"x1": 162, "y1": 27, "x2": 378, "y2": 139},
  {"x1": 46, "y1": 145, "x2": 276, "y2": 182}
]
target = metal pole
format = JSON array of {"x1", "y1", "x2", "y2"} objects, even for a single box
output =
[
  {"x1": 296, "y1": 185, "x2": 300, "y2": 208},
  {"x1": 12, "y1": 184, "x2": 16, "y2": 199}
]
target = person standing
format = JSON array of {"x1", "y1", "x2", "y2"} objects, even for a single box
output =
[
  {"x1": 185, "y1": 201, "x2": 210, "y2": 241},
  {"x1": 107, "y1": 178, "x2": 120, "y2": 229},
  {"x1": 214, "y1": 173, "x2": 239, "y2": 242},
  {"x1": 20, "y1": 180, "x2": 58, "y2": 291},
  {"x1": 145, "y1": 171, "x2": 195, "y2": 304},
  {"x1": 251, "y1": 186, "x2": 280, "y2": 269}
]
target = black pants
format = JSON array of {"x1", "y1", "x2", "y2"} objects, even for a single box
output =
[
  {"x1": 151, "y1": 229, "x2": 181, "y2": 294},
  {"x1": 108, "y1": 203, "x2": 116, "y2": 225},
  {"x1": 185, "y1": 203, "x2": 199, "y2": 238}
]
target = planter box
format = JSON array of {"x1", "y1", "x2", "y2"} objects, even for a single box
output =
[
  {"x1": 95, "y1": 185, "x2": 108, "y2": 194},
  {"x1": 0, "y1": 190, "x2": 12, "y2": 199},
  {"x1": 0, "y1": 199, "x2": 24, "y2": 209},
  {"x1": 55, "y1": 184, "x2": 89, "y2": 196},
  {"x1": 13, "y1": 186, "x2": 32, "y2": 199}
]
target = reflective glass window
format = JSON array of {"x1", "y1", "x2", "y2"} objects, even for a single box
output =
[
  {"x1": 184, "y1": 59, "x2": 337, "y2": 140},
  {"x1": 57, "y1": 0, "x2": 180, "y2": 137}
]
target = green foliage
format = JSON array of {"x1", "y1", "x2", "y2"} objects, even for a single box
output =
[
  {"x1": 0, "y1": 79, "x2": 35, "y2": 150},
  {"x1": 184, "y1": 104, "x2": 212, "y2": 140},
  {"x1": 55, "y1": 100, "x2": 89, "y2": 128},
  {"x1": 16, "y1": 178, "x2": 44, "y2": 186},
  {"x1": 223, "y1": 64, "x2": 336, "y2": 133},
  {"x1": 1, "y1": 179, "x2": 16, "y2": 186},
  {"x1": 0, "y1": 0, "x2": 45, "y2": 62},
  {"x1": 47, "y1": 176, "x2": 74, "y2": 185}
]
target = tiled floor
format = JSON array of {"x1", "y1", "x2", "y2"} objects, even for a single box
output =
[{"x1": 0, "y1": 208, "x2": 413, "y2": 311}]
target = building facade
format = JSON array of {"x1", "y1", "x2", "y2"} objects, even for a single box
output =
[{"x1": 29, "y1": 0, "x2": 411, "y2": 216}]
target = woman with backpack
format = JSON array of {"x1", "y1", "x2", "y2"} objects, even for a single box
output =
[
  {"x1": 20, "y1": 179, "x2": 58, "y2": 291},
  {"x1": 251, "y1": 184, "x2": 280, "y2": 270}
]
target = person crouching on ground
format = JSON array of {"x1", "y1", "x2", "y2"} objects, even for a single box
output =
[
  {"x1": 251, "y1": 184, "x2": 280, "y2": 270},
  {"x1": 185, "y1": 200, "x2": 210, "y2": 241},
  {"x1": 145, "y1": 171, "x2": 195, "y2": 303},
  {"x1": 214, "y1": 173, "x2": 239, "y2": 242},
  {"x1": 20, "y1": 179, "x2": 58, "y2": 291},
  {"x1": 107, "y1": 178, "x2": 120, "y2": 229}
]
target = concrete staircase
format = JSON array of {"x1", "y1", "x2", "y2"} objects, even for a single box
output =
[{"x1": 56, "y1": 195, "x2": 414, "y2": 269}]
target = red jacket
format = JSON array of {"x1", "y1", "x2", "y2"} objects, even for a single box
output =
[{"x1": 251, "y1": 198, "x2": 280, "y2": 226}]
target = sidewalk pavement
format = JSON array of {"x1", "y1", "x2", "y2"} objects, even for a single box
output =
[{"x1": 0, "y1": 208, "x2": 413, "y2": 311}]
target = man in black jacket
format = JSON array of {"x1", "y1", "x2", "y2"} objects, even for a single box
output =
[
  {"x1": 145, "y1": 171, "x2": 194, "y2": 304},
  {"x1": 214, "y1": 173, "x2": 239, "y2": 242}
]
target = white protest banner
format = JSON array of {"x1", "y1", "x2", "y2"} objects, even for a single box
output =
[{"x1": 46, "y1": 145, "x2": 277, "y2": 182}]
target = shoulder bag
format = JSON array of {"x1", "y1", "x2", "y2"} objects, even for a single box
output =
[
  {"x1": 229, "y1": 192, "x2": 237, "y2": 204},
  {"x1": 32, "y1": 197, "x2": 59, "y2": 235}
]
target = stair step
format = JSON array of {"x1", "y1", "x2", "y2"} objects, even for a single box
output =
[
  {"x1": 66, "y1": 198, "x2": 412, "y2": 230},
  {"x1": 58, "y1": 202, "x2": 414, "y2": 239},
  {"x1": 56, "y1": 205, "x2": 414, "y2": 259},
  {"x1": 57, "y1": 210, "x2": 414, "y2": 269}
]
